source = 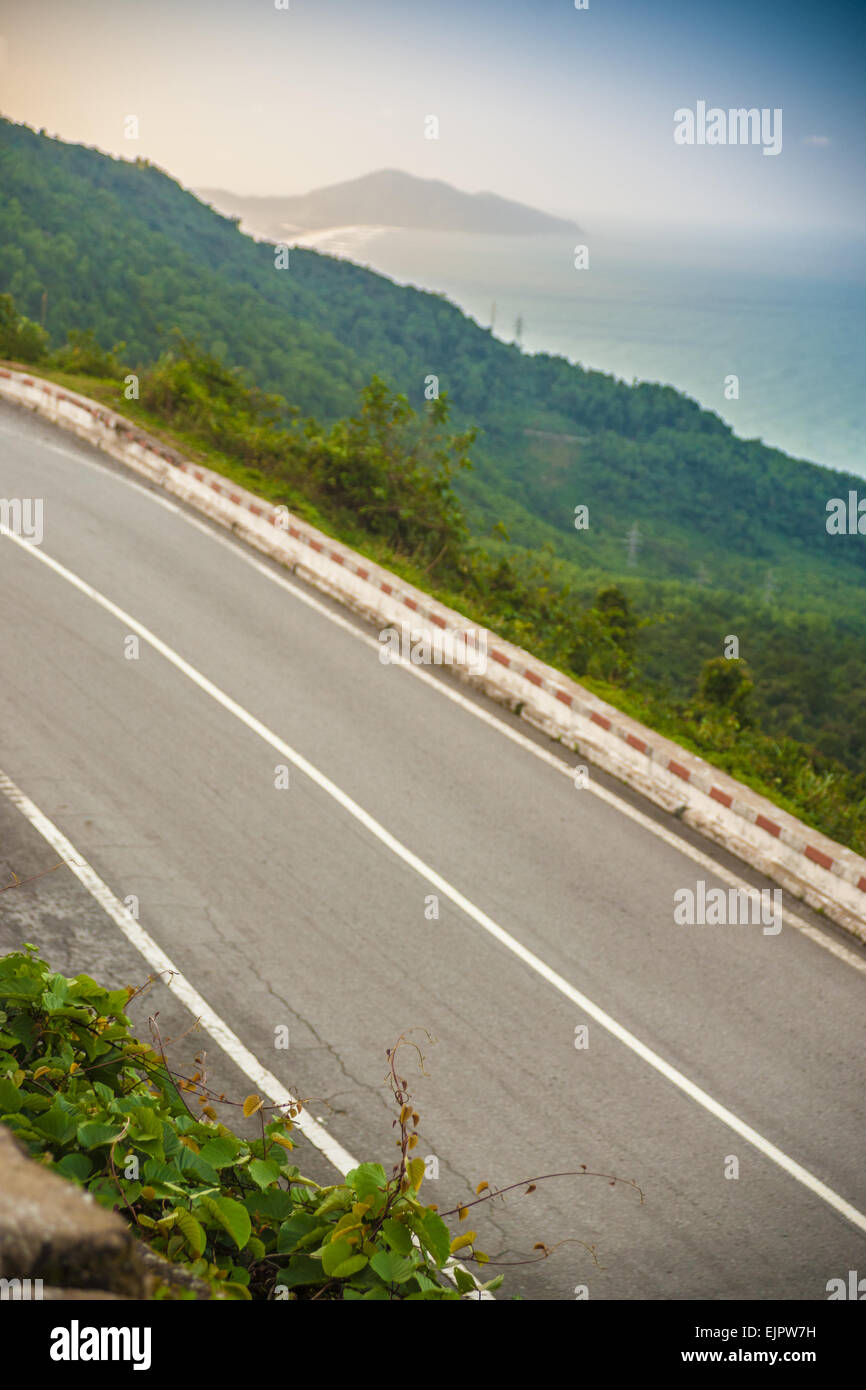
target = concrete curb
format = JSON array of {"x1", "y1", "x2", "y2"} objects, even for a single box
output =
[{"x1": 2, "y1": 365, "x2": 865, "y2": 945}]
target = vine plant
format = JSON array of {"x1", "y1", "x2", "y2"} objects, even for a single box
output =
[{"x1": 0, "y1": 947, "x2": 641, "y2": 1300}]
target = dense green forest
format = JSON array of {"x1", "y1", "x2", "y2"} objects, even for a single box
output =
[{"x1": 0, "y1": 116, "x2": 864, "y2": 830}]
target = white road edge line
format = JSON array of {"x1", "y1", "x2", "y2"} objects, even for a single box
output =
[
  {"x1": 12, "y1": 421, "x2": 863, "y2": 976},
  {"x1": 0, "y1": 769, "x2": 491, "y2": 1300},
  {"x1": 4, "y1": 522, "x2": 866, "y2": 1238}
]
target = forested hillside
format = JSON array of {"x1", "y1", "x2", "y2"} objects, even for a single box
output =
[{"x1": 1, "y1": 115, "x2": 865, "y2": 776}]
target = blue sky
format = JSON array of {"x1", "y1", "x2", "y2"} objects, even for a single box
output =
[{"x1": 1, "y1": 0, "x2": 863, "y2": 230}]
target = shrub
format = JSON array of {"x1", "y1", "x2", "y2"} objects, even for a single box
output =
[
  {"x1": 0, "y1": 948, "x2": 502, "y2": 1300},
  {"x1": 49, "y1": 328, "x2": 128, "y2": 380},
  {"x1": 0, "y1": 292, "x2": 49, "y2": 363}
]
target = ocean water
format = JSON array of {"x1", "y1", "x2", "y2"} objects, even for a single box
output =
[{"x1": 296, "y1": 221, "x2": 866, "y2": 478}]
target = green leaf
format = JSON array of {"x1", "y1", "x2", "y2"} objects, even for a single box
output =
[
  {"x1": 33, "y1": 1105, "x2": 80, "y2": 1146},
  {"x1": 53, "y1": 1152, "x2": 93, "y2": 1182},
  {"x1": 406, "y1": 1156, "x2": 425, "y2": 1190},
  {"x1": 76, "y1": 1121, "x2": 126, "y2": 1150},
  {"x1": 198, "y1": 1136, "x2": 241, "y2": 1169},
  {"x1": 102, "y1": 987, "x2": 134, "y2": 1016},
  {"x1": 313, "y1": 1188, "x2": 349, "y2": 1217},
  {"x1": 161, "y1": 1124, "x2": 182, "y2": 1161},
  {"x1": 125, "y1": 1104, "x2": 163, "y2": 1139},
  {"x1": 382, "y1": 1217, "x2": 414, "y2": 1255},
  {"x1": 174, "y1": 1208, "x2": 207, "y2": 1256},
  {"x1": 0, "y1": 976, "x2": 42, "y2": 1003},
  {"x1": 0, "y1": 1077, "x2": 23, "y2": 1113},
  {"x1": 19, "y1": 1093, "x2": 52, "y2": 1113},
  {"x1": 369, "y1": 1250, "x2": 418, "y2": 1285},
  {"x1": 273, "y1": 1256, "x2": 328, "y2": 1290},
  {"x1": 245, "y1": 1189, "x2": 295, "y2": 1222},
  {"x1": 292, "y1": 1224, "x2": 330, "y2": 1252},
  {"x1": 88, "y1": 1176, "x2": 125, "y2": 1210},
  {"x1": 412, "y1": 1207, "x2": 451, "y2": 1267},
  {"x1": 5, "y1": 1014, "x2": 37, "y2": 1048},
  {"x1": 346, "y1": 1162, "x2": 387, "y2": 1208},
  {"x1": 322, "y1": 1238, "x2": 358, "y2": 1277},
  {"x1": 173, "y1": 1145, "x2": 219, "y2": 1184},
  {"x1": 124, "y1": 1114, "x2": 165, "y2": 1158},
  {"x1": 330, "y1": 1253, "x2": 368, "y2": 1279},
  {"x1": 277, "y1": 1212, "x2": 323, "y2": 1254},
  {"x1": 41, "y1": 974, "x2": 69, "y2": 1011},
  {"x1": 454, "y1": 1267, "x2": 478, "y2": 1295},
  {"x1": 142, "y1": 1159, "x2": 184, "y2": 1185},
  {"x1": 247, "y1": 1157, "x2": 281, "y2": 1190},
  {"x1": 196, "y1": 1194, "x2": 251, "y2": 1251}
]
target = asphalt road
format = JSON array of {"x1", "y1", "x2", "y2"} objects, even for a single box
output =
[{"x1": 1, "y1": 398, "x2": 865, "y2": 1301}]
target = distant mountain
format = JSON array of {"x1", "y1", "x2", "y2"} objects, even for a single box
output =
[{"x1": 196, "y1": 169, "x2": 581, "y2": 238}]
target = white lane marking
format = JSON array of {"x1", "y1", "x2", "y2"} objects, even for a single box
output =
[
  {"x1": 0, "y1": 767, "x2": 358, "y2": 1172},
  {"x1": 5, "y1": 417, "x2": 860, "y2": 975},
  {"x1": 4, "y1": 524, "x2": 866, "y2": 1238},
  {"x1": 0, "y1": 769, "x2": 491, "y2": 1298}
]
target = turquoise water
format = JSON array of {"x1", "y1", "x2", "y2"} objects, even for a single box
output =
[{"x1": 302, "y1": 221, "x2": 866, "y2": 478}]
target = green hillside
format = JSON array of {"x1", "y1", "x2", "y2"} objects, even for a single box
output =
[{"x1": 1, "y1": 115, "x2": 865, "y2": 780}]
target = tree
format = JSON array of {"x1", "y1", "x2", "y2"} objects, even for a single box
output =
[
  {"x1": 580, "y1": 585, "x2": 640, "y2": 684},
  {"x1": 307, "y1": 376, "x2": 475, "y2": 575},
  {"x1": 696, "y1": 656, "x2": 754, "y2": 722},
  {"x1": 0, "y1": 292, "x2": 49, "y2": 363},
  {"x1": 50, "y1": 328, "x2": 127, "y2": 379}
]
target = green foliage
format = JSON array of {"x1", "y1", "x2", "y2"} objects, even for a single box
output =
[
  {"x1": 696, "y1": 657, "x2": 754, "y2": 720},
  {"x1": 140, "y1": 336, "x2": 297, "y2": 470},
  {"x1": 0, "y1": 291, "x2": 49, "y2": 363},
  {"x1": 0, "y1": 949, "x2": 502, "y2": 1300},
  {"x1": 49, "y1": 328, "x2": 128, "y2": 380},
  {"x1": 138, "y1": 343, "x2": 474, "y2": 572},
  {"x1": 302, "y1": 377, "x2": 475, "y2": 571},
  {"x1": 579, "y1": 585, "x2": 642, "y2": 684}
]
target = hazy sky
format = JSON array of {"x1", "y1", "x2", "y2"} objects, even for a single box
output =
[{"x1": 1, "y1": 0, "x2": 863, "y2": 231}]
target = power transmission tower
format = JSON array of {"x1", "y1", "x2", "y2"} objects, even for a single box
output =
[{"x1": 626, "y1": 521, "x2": 641, "y2": 567}]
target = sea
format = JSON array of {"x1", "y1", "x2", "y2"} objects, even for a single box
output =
[{"x1": 294, "y1": 220, "x2": 866, "y2": 479}]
